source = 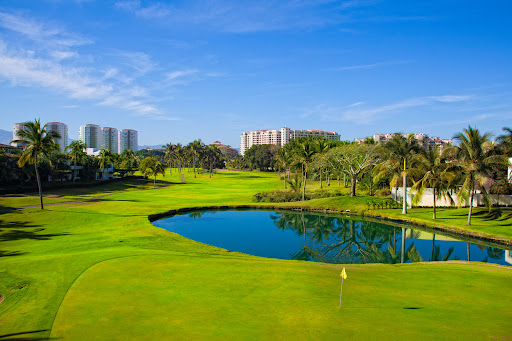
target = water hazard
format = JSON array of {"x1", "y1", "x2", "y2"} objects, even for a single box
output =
[{"x1": 152, "y1": 209, "x2": 512, "y2": 266}]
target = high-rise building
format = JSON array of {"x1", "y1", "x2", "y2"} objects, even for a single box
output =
[
  {"x1": 118, "y1": 129, "x2": 138, "y2": 153},
  {"x1": 101, "y1": 127, "x2": 118, "y2": 153},
  {"x1": 79, "y1": 124, "x2": 101, "y2": 149},
  {"x1": 11, "y1": 122, "x2": 28, "y2": 147},
  {"x1": 47, "y1": 122, "x2": 68, "y2": 152},
  {"x1": 240, "y1": 126, "x2": 340, "y2": 155},
  {"x1": 354, "y1": 133, "x2": 453, "y2": 149}
]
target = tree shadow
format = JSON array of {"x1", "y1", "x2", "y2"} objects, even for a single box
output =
[
  {"x1": 0, "y1": 250, "x2": 27, "y2": 257},
  {"x1": 472, "y1": 209, "x2": 503, "y2": 220},
  {"x1": 0, "y1": 228, "x2": 69, "y2": 242},
  {"x1": 0, "y1": 329, "x2": 58, "y2": 340}
]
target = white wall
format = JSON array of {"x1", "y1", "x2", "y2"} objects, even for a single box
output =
[{"x1": 391, "y1": 187, "x2": 512, "y2": 207}]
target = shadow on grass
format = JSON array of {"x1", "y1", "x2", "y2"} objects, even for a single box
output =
[
  {"x1": 56, "y1": 209, "x2": 147, "y2": 218},
  {"x1": 472, "y1": 208, "x2": 512, "y2": 222},
  {"x1": 0, "y1": 228, "x2": 69, "y2": 242},
  {"x1": 0, "y1": 329, "x2": 58, "y2": 340},
  {"x1": 0, "y1": 250, "x2": 27, "y2": 257}
]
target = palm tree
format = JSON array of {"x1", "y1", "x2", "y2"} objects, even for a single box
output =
[
  {"x1": 295, "y1": 138, "x2": 317, "y2": 201},
  {"x1": 379, "y1": 134, "x2": 422, "y2": 214},
  {"x1": 97, "y1": 149, "x2": 112, "y2": 180},
  {"x1": 164, "y1": 142, "x2": 176, "y2": 174},
  {"x1": 411, "y1": 146, "x2": 454, "y2": 219},
  {"x1": 188, "y1": 140, "x2": 204, "y2": 178},
  {"x1": 10, "y1": 119, "x2": 60, "y2": 209},
  {"x1": 66, "y1": 140, "x2": 86, "y2": 181},
  {"x1": 204, "y1": 145, "x2": 222, "y2": 177},
  {"x1": 497, "y1": 127, "x2": 512, "y2": 181},
  {"x1": 275, "y1": 147, "x2": 290, "y2": 189},
  {"x1": 449, "y1": 126, "x2": 504, "y2": 225}
]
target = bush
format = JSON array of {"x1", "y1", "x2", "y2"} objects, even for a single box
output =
[
  {"x1": 253, "y1": 188, "x2": 345, "y2": 203},
  {"x1": 375, "y1": 188, "x2": 391, "y2": 197},
  {"x1": 490, "y1": 181, "x2": 512, "y2": 195},
  {"x1": 253, "y1": 190, "x2": 304, "y2": 202}
]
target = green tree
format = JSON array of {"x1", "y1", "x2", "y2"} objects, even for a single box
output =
[
  {"x1": 66, "y1": 140, "x2": 86, "y2": 181},
  {"x1": 376, "y1": 134, "x2": 422, "y2": 214},
  {"x1": 449, "y1": 126, "x2": 504, "y2": 225},
  {"x1": 411, "y1": 146, "x2": 455, "y2": 219},
  {"x1": 139, "y1": 157, "x2": 166, "y2": 188},
  {"x1": 164, "y1": 142, "x2": 176, "y2": 174},
  {"x1": 187, "y1": 140, "x2": 204, "y2": 178},
  {"x1": 204, "y1": 145, "x2": 223, "y2": 177},
  {"x1": 325, "y1": 144, "x2": 378, "y2": 196},
  {"x1": 10, "y1": 119, "x2": 61, "y2": 209},
  {"x1": 294, "y1": 138, "x2": 317, "y2": 201},
  {"x1": 97, "y1": 149, "x2": 113, "y2": 180}
]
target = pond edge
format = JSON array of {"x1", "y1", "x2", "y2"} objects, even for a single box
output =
[{"x1": 148, "y1": 204, "x2": 512, "y2": 248}]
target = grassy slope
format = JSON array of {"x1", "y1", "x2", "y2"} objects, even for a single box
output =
[{"x1": 0, "y1": 171, "x2": 511, "y2": 340}]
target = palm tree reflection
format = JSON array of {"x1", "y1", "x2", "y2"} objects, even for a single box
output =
[{"x1": 271, "y1": 211, "x2": 458, "y2": 265}]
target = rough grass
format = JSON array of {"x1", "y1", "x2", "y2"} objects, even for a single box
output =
[{"x1": 0, "y1": 170, "x2": 511, "y2": 340}]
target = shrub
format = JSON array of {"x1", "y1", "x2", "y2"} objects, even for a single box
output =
[
  {"x1": 253, "y1": 190, "x2": 305, "y2": 203},
  {"x1": 375, "y1": 188, "x2": 391, "y2": 197},
  {"x1": 490, "y1": 181, "x2": 512, "y2": 195}
]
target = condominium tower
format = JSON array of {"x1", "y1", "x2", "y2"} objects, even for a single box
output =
[
  {"x1": 79, "y1": 124, "x2": 101, "y2": 149},
  {"x1": 240, "y1": 126, "x2": 340, "y2": 155},
  {"x1": 101, "y1": 127, "x2": 118, "y2": 153},
  {"x1": 47, "y1": 122, "x2": 69, "y2": 152},
  {"x1": 118, "y1": 129, "x2": 138, "y2": 153},
  {"x1": 11, "y1": 122, "x2": 27, "y2": 147}
]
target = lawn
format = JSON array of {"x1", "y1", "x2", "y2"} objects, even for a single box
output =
[{"x1": 0, "y1": 170, "x2": 511, "y2": 340}]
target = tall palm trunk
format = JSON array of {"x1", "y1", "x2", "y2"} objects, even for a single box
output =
[
  {"x1": 193, "y1": 155, "x2": 196, "y2": 178},
  {"x1": 467, "y1": 242, "x2": 471, "y2": 261},
  {"x1": 467, "y1": 179, "x2": 474, "y2": 225},
  {"x1": 283, "y1": 169, "x2": 287, "y2": 189},
  {"x1": 34, "y1": 156, "x2": 43, "y2": 209},
  {"x1": 302, "y1": 164, "x2": 306, "y2": 201},
  {"x1": 402, "y1": 159, "x2": 407, "y2": 214},
  {"x1": 433, "y1": 188, "x2": 437, "y2": 219},
  {"x1": 319, "y1": 168, "x2": 323, "y2": 189},
  {"x1": 350, "y1": 175, "x2": 356, "y2": 196}
]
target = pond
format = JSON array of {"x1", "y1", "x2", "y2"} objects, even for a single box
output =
[{"x1": 152, "y1": 209, "x2": 512, "y2": 266}]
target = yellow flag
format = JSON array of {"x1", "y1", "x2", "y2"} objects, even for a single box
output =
[{"x1": 340, "y1": 267, "x2": 347, "y2": 279}]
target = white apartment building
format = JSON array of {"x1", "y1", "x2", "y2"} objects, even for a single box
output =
[
  {"x1": 79, "y1": 124, "x2": 101, "y2": 149},
  {"x1": 118, "y1": 129, "x2": 138, "y2": 153},
  {"x1": 355, "y1": 133, "x2": 452, "y2": 148},
  {"x1": 11, "y1": 122, "x2": 27, "y2": 147},
  {"x1": 101, "y1": 127, "x2": 118, "y2": 153},
  {"x1": 240, "y1": 126, "x2": 340, "y2": 155},
  {"x1": 47, "y1": 122, "x2": 69, "y2": 152}
]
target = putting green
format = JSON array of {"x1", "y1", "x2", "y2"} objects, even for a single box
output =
[{"x1": 51, "y1": 255, "x2": 512, "y2": 340}]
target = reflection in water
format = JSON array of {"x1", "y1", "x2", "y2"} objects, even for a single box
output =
[
  {"x1": 271, "y1": 212, "x2": 425, "y2": 264},
  {"x1": 269, "y1": 211, "x2": 505, "y2": 265},
  {"x1": 153, "y1": 210, "x2": 511, "y2": 266}
]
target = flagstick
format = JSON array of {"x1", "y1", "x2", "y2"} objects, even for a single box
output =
[{"x1": 339, "y1": 277, "x2": 344, "y2": 309}]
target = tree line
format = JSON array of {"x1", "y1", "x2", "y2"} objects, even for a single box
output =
[{"x1": 253, "y1": 126, "x2": 512, "y2": 226}]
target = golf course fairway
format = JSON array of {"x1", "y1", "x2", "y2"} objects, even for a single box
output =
[{"x1": 0, "y1": 171, "x2": 511, "y2": 340}]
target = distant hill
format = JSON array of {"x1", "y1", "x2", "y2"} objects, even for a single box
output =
[
  {"x1": 0, "y1": 129, "x2": 11, "y2": 145},
  {"x1": 139, "y1": 144, "x2": 166, "y2": 150}
]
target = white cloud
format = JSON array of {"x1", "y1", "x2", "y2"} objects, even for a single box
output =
[
  {"x1": 302, "y1": 95, "x2": 473, "y2": 124},
  {"x1": 166, "y1": 69, "x2": 198, "y2": 81},
  {"x1": 330, "y1": 60, "x2": 412, "y2": 71},
  {"x1": 113, "y1": 0, "x2": 382, "y2": 33},
  {"x1": 0, "y1": 11, "x2": 170, "y2": 119}
]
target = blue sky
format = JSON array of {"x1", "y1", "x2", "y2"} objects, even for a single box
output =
[{"x1": 0, "y1": 0, "x2": 511, "y2": 148}]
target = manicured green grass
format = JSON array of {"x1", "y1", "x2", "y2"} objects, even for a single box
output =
[{"x1": 0, "y1": 170, "x2": 511, "y2": 340}]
